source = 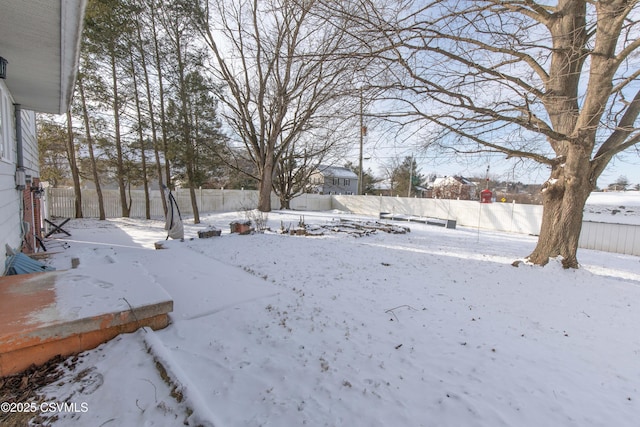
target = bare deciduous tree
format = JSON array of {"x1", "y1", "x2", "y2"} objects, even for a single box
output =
[
  {"x1": 64, "y1": 110, "x2": 83, "y2": 219},
  {"x1": 356, "y1": 0, "x2": 640, "y2": 268},
  {"x1": 84, "y1": 0, "x2": 136, "y2": 217},
  {"x1": 187, "y1": 0, "x2": 365, "y2": 211}
]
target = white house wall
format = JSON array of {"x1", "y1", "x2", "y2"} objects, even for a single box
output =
[
  {"x1": 0, "y1": 80, "x2": 20, "y2": 253},
  {"x1": 0, "y1": 79, "x2": 38, "y2": 255},
  {"x1": 20, "y1": 109, "x2": 38, "y2": 177}
]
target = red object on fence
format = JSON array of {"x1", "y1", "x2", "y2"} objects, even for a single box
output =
[{"x1": 480, "y1": 189, "x2": 493, "y2": 204}]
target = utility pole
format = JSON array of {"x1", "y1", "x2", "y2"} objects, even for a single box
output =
[
  {"x1": 485, "y1": 164, "x2": 490, "y2": 190},
  {"x1": 358, "y1": 88, "x2": 364, "y2": 195},
  {"x1": 408, "y1": 155, "x2": 414, "y2": 197}
]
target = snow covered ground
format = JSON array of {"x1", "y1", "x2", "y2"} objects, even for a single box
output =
[
  {"x1": 29, "y1": 201, "x2": 640, "y2": 426},
  {"x1": 584, "y1": 191, "x2": 640, "y2": 225}
]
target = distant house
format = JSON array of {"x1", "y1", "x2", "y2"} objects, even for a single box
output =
[
  {"x1": 309, "y1": 165, "x2": 358, "y2": 195},
  {"x1": 431, "y1": 176, "x2": 478, "y2": 200},
  {"x1": 1, "y1": 1, "x2": 86, "y2": 258}
]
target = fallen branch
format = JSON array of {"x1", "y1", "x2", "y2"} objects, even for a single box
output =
[{"x1": 385, "y1": 305, "x2": 418, "y2": 322}]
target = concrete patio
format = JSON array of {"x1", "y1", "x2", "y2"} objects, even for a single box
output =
[{"x1": 0, "y1": 264, "x2": 173, "y2": 377}]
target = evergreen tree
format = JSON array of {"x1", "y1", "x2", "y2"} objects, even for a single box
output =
[{"x1": 391, "y1": 156, "x2": 423, "y2": 198}]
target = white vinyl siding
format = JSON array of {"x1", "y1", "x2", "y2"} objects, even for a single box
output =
[
  {"x1": 0, "y1": 81, "x2": 21, "y2": 253},
  {"x1": 20, "y1": 109, "x2": 38, "y2": 174},
  {"x1": 0, "y1": 81, "x2": 15, "y2": 162}
]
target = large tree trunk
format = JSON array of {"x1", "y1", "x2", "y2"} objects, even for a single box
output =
[
  {"x1": 140, "y1": 138, "x2": 150, "y2": 220},
  {"x1": 258, "y1": 155, "x2": 275, "y2": 212},
  {"x1": 279, "y1": 190, "x2": 291, "y2": 210},
  {"x1": 130, "y1": 52, "x2": 151, "y2": 220},
  {"x1": 150, "y1": 2, "x2": 172, "y2": 190},
  {"x1": 65, "y1": 111, "x2": 83, "y2": 219},
  {"x1": 525, "y1": 0, "x2": 631, "y2": 269},
  {"x1": 135, "y1": 14, "x2": 167, "y2": 215},
  {"x1": 188, "y1": 175, "x2": 200, "y2": 225},
  {"x1": 110, "y1": 48, "x2": 130, "y2": 218},
  {"x1": 527, "y1": 1, "x2": 592, "y2": 268},
  {"x1": 172, "y1": 28, "x2": 200, "y2": 224},
  {"x1": 78, "y1": 78, "x2": 106, "y2": 220},
  {"x1": 528, "y1": 145, "x2": 595, "y2": 268}
]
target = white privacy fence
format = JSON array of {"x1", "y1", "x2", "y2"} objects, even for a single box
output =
[
  {"x1": 332, "y1": 195, "x2": 543, "y2": 235},
  {"x1": 578, "y1": 221, "x2": 640, "y2": 256},
  {"x1": 332, "y1": 195, "x2": 639, "y2": 257},
  {"x1": 45, "y1": 188, "x2": 332, "y2": 219},
  {"x1": 46, "y1": 188, "x2": 639, "y2": 256}
]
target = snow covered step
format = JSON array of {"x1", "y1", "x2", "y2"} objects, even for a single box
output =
[{"x1": 0, "y1": 264, "x2": 173, "y2": 377}]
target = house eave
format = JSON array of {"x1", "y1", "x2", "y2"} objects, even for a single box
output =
[{"x1": 0, "y1": 0, "x2": 87, "y2": 114}]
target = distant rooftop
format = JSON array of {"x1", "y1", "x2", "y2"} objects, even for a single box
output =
[
  {"x1": 432, "y1": 176, "x2": 477, "y2": 187},
  {"x1": 316, "y1": 165, "x2": 358, "y2": 179}
]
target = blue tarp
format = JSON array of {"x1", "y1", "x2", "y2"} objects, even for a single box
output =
[{"x1": 4, "y1": 253, "x2": 56, "y2": 276}]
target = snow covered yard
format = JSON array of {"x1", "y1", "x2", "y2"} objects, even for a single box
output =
[
  {"x1": 584, "y1": 191, "x2": 640, "y2": 225},
  {"x1": 28, "y1": 208, "x2": 640, "y2": 426}
]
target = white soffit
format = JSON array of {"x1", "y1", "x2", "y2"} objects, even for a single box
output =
[{"x1": 0, "y1": 0, "x2": 87, "y2": 114}]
